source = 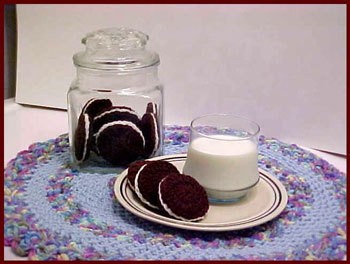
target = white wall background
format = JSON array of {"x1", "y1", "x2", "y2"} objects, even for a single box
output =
[{"x1": 16, "y1": 4, "x2": 346, "y2": 154}]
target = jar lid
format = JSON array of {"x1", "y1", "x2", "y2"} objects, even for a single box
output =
[{"x1": 73, "y1": 27, "x2": 160, "y2": 71}]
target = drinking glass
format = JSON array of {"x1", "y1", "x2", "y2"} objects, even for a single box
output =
[{"x1": 183, "y1": 114, "x2": 260, "y2": 203}]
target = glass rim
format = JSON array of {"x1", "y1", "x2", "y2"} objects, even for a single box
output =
[{"x1": 190, "y1": 113, "x2": 260, "y2": 141}]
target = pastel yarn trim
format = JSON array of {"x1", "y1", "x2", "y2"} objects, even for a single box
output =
[{"x1": 4, "y1": 127, "x2": 346, "y2": 260}]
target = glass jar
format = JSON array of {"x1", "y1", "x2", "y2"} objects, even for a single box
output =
[{"x1": 67, "y1": 28, "x2": 163, "y2": 169}]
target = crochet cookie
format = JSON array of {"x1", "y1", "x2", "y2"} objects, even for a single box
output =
[
  {"x1": 141, "y1": 113, "x2": 159, "y2": 158},
  {"x1": 92, "y1": 106, "x2": 141, "y2": 134},
  {"x1": 146, "y1": 102, "x2": 157, "y2": 115},
  {"x1": 134, "y1": 161, "x2": 179, "y2": 209},
  {"x1": 74, "y1": 113, "x2": 93, "y2": 162},
  {"x1": 82, "y1": 98, "x2": 112, "y2": 118},
  {"x1": 126, "y1": 160, "x2": 148, "y2": 191},
  {"x1": 159, "y1": 173, "x2": 209, "y2": 222},
  {"x1": 95, "y1": 121, "x2": 145, "y2": 166}
]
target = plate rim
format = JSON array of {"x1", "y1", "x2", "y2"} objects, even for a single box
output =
[{"x1": 114, "y1": 154, "x2": 288, "y2": 232}]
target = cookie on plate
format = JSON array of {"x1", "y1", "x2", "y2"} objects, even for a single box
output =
[
  {"x1": 74, "y1": 113, "x2": 93, "y2": 162},
  {"x1": 126, "y1": 160, "x2": 148, "y2": 191},
  {"x1": 141, "y1": 113, "x2": 159, "y2": 158},
  {"x1": 95, "y1": 121, "x2": 145, "y2": 166},
  {"x1": 158, "y1": 173, "x2": 209, "y2": 222},
  {"x1": 134, "y1": 161, "x2": 179, "y2": 209}
]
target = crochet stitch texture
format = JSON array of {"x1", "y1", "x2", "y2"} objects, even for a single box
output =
[{"x1": 4, "y1": 126, "x2": 346, "y2": 260}]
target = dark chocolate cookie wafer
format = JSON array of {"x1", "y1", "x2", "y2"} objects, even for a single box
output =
[
  {"x1": 141, "y1": 113, "x2": 159, "y2": 158},
  {"x1": 92, "y1": 106, "x2": 141, "y2": 134},
  {"x1": 146, "y1": 102, "x2": 157, "y2": 115},
  {"x1": 82, "y1": 98, "x2": 112, "y2": 118},
  {"x1": 134, "y1": 161, "x2": 179, "y2": 209},
  {"x1": 127, "y1": 160, "x2": 148, "y2": 191},
  {"x1": 159, "y1": 173, "x2": 209, "y2": 222},
  {"x1": 95, "y1": 121, "x2": 145, "y2": 166},
  {"x1": 74, "y1": 113, "x2": 93, "y2": 162}
]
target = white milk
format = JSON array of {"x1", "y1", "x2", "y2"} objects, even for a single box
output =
[{"x1": 183, "y1": 135, "x2": 259, "y2": 199}]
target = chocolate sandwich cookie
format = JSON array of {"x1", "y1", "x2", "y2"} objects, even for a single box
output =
[
  {"x1": 126, "y1": 160, "x2": 148, "y2": 191},
  {"x1": 74, "y1": 113, "x2": 93, "y2": 162},
  {"x1": 159, "y1": 173, "x2": 209, "y2": 222},
  {"x1": 95, "y1": 120, "x2": 145, "y2": 166},
  {"x1": 92, "y1": 106, "x2": 141, "y2": 135},
  {"x1": 146, "y1": 102, "x2": 157, "y2": 115},
  {"x1": 82, "y1": 98, "x2": 112, "y2": 118},
  {"x1": 134, "y1": 161, "x2": 179, "y2": 209},
  {"x1": 141, "y1": 113, "x2": 159, "y2": 158}
]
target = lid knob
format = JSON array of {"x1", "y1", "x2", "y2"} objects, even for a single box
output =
[
  {"x1": 73, "y1": 27, "x2": 159, "y2": 70},
  {"x1": 83, "y1": 27, "x2": 149, "y2": 51}
]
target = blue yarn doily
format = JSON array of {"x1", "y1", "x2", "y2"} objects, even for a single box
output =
[{"x1": 4, "y1": 126, "x2": 346, "y2": 260}]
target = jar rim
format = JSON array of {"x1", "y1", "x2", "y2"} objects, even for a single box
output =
[{"x1": 190, "y1": 113, "x2": 261, "y2": 141}]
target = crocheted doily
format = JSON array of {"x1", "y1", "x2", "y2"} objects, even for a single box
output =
[{"x1": 4, "y1": 126, "x2": 346, "y2": 260}]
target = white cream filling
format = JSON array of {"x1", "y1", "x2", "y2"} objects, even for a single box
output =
[
  {"x1": 77, "y1": 113, "x2": 90, "y2": 163},
  {"x1": 82, "y1": 98, "x2": 95, "y2": 114},
  {"x1": 128, "y1": 181, "x2": 135, "y2": 192},
  {"x1": 95, "y1": 120, "x2": 145, "y2": 148},
  {"x1": 134, "y1": 164, "x2": 159, "y2": 209},
  {"x1": 151, "y1": 103, "x2": 157, "y2": 114},
  {"x1": 158, "y1": 177, "x2": 207, "y2": 222},
  {"x1": 94, "y1": 107, "x2": 140, "y2": 121},
  {"x1": 150, "y1": 114, "x2": 160, "y2": 156}
]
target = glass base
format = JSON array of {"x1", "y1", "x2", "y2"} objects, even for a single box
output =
[
  {"x1": 208, "y1": 196, "x2": 247, "y2": 204},
  {"x1": 69, "y1": 152, "x2": 127, "y2": 174},
  {"x1": 69, "y1": 147, "x2": 164, "y2": 174},
  {"x1": 205, "y1": 178, "x2": 260, "y2": 204}
]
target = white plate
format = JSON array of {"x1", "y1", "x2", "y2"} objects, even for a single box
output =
[{"x1": 114, "y1": 154, "x2": 288, "y2": 232}]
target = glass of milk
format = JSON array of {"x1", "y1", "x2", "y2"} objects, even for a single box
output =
[{"x1": 183, "y1": 114, "x2": 260, "y2": 203}]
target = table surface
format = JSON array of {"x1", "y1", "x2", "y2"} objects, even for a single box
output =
[{"x1": 4, "y1": 98, "x2": 346, "y2": 260}]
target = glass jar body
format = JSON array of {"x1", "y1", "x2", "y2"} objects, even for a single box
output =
[{"x1": 67, "y1": 66, "x2": 163, "y2": 169}]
